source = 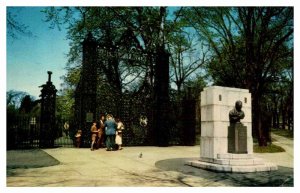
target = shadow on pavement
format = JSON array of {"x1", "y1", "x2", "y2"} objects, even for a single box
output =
[
  {"x1": 7, "y1": 149, "x2": 60, "y2": 170},
  {"x1": 155, "y1": 157, "x2": 293, "y2": 187}
]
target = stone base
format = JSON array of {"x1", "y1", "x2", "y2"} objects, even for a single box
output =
[
  {"x1": 228, "y1": 124, "x2": 247, "y2": 153},
  {"x1": 186, "y1": 153, "x2": 278, "y2": 173}
]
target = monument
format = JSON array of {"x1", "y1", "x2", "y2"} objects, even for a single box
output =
[{"x1": 186, "y1": 86, "x2": 277, "y2": 172}]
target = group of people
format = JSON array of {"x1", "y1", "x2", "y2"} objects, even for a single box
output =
[
  {"x1": 74, "y1": 114, "x2": 125, "y2": 151},
  {"x1": 90, "y1": 114, "x2": 124, "y2": 151}
]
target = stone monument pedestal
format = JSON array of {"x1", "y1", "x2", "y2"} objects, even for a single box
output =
[
  {"x1": 186, "y1": 86, "x2": 277, "y2": 173},
  {"x1": 228, "y1": 123, "x2": 247, "y2": 154}
]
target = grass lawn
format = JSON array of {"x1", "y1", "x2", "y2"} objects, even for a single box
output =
[
  {"x1": 253, "y1": 128, "x2": 293, "y2": 153},
  {"x1": 253, "y1": 143, "x2": 285, "y2": 153}
]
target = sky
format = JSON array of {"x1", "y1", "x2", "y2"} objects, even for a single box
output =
[{"x1": 6, "y1": 7, "x2": 69, "y2": 99}]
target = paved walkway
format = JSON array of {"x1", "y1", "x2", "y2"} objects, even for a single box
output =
[
  {"x1": 6, "y1": 134, "x2": 293, "y2": 187},
  {"x1": 254, "y1": 133, "x2": 294, "y2": 168}
]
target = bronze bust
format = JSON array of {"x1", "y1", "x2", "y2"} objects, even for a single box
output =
[{"x1": 229, "y1": 100, "x2": 245, "y2": 124}]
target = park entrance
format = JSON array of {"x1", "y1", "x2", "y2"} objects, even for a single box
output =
[
  {"x1": 7, "y1": 33, "x2": 199, "y2": 149},
  {"x1": 74, "y1": 33, "x2": 199, "y2": 147}
]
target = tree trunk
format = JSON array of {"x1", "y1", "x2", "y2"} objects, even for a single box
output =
[
  {"x1": 272, "y1": 98, "x2": 279, "y2": 128},
  {"x1": 276, "y1": 109, "x2": 280, "y2": 128},
  {"x1": 281, "y1": 99, "x2": 286, "y2": 130},
  {"x1": 288, "y1": 108, "x2": 293, "y2": 131},
  {"x1": 272, "y1": 110, "x2": 278, "y2": 128},
  {"x1": 252, "y1": 92, "x2": 268, "y2": 146}
]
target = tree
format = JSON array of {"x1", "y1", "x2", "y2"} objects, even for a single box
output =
[
  {"x1": 182, "y1": 7, "x2": 293, "y2": 145},
  {"x1": 19, "y1": 95, "x2": 36, "y2": 114},
  {"x1": 7, "y1": 8, "x2": 33, "y2": 40},
  {"x1": 43, "y1": 7, "x2": 208, "y2": 95},
  {"x1": 56, "y1": 90, "x2": 75, "y2": 120},
  {"x1": 6, "y1": 90, "x2": 26, "y2": 129},
  {"x1": 56, "y1": 60, "x2": 82, "y2": 119},
  {"x1": 43, "y1": 7, "x2": 159, "y2": 92},
  {"x1": 6, "y1": 90, "x2": 28, "y2": 108},
  {"x1": 167, "y1": 27, "x2": 209, "y2": 94}
]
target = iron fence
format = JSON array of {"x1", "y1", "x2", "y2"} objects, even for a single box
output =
[
  {"x1": 7, "y1": 115, "x2": 74, "y2": 149},
  {"x1": 7, "y1": 97, "x2": 199, "y2": 149}
]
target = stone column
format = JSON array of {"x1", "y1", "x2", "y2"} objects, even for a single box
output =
[{"x1": 39, "y1": 71, "x2": 57, "y2": 148}]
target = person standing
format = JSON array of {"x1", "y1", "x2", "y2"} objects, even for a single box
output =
[
  {"x1": 115, "y1": 118, "x2": 124, "y2": 150},
  {"x1": 96, "y1": 115, "x2": 105, "y2": 148},
  {"x1": 104, "y1": 114, "x2": 117, "y2": 151},
  {"x1": 64, "y1": 121, "x2": 69, "y2": 137},
  {"x1": 75, "y1": 129, "x2": 82, "y2": 148},
  {"x1": 90, "y1": 121, "x2": 98, "y2": 151}
]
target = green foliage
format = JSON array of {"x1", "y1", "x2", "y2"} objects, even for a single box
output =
[
  {"x1": 253, "y1": 143, "x2": 285, "y2": 153},
  {"x1": 7, "y1": 91, "x2": 40, "y2": 149},
  {"x1": 184, "y1": 75, "x2": 207, "y2": 98},
  {"x1": 182, "y1": 7, "x2": 293, "y2": 90},
  {"x1": 181, "y1": 7, "x2": 293, "y2": 143},
  {"x1": 56, "y1": 90, "x2": 75, "y2": 119},
  {"x1": 41, "y1": 7, "x2": 293, "y2": 145},
  {"x1": 19, "y1": 95, "x2": 34, "y2": 114},
  {"x1": 43, "y1": 7, "x2": 207, "y2": 98},
  {"x1": 7, "y1": 90, "x2": 39, "y2": 118}
]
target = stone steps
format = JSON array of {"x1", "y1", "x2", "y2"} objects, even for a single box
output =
[
  {"x1": 186, "y1": 159, "x2": 278, "y2": 173},
  {"x1": 213, "y1": 158, "x2": 264, "y2": 166},
  {"x1": 186, "y1": 153, "x2": 278, "y2": 173},
  {"x1": 217, "y1": 153, "x2": 253, "y2": 159}
]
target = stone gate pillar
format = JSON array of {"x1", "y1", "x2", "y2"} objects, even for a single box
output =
[
  {"x1": 74, "y1": 32, "x2": 98, "y2": 147},
  {"x1": 39, "y1": 71, "x2": 57, "y2": 148},
  {"x1": 181, "y1": 87, "x2": 196, "y2": 146},
  {"x1": 153, "y1": 47, "x2": 170, "y2": 146}
]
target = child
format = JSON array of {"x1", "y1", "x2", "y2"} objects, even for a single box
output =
[{"x1": 75, "y1": 129, "x2": 82, "y2": 148}]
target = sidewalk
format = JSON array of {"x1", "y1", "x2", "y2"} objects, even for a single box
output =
[
  {"x1": 7, "y1": 135, "x2": 293, "y2": 187},
  {"x1": 254, "y1": 133, "x2": 294, "y2": 169}
]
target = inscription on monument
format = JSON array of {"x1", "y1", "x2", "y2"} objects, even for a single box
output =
[{"x1": 228, "y1": 123, "x2": 247, "y2": 153}]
